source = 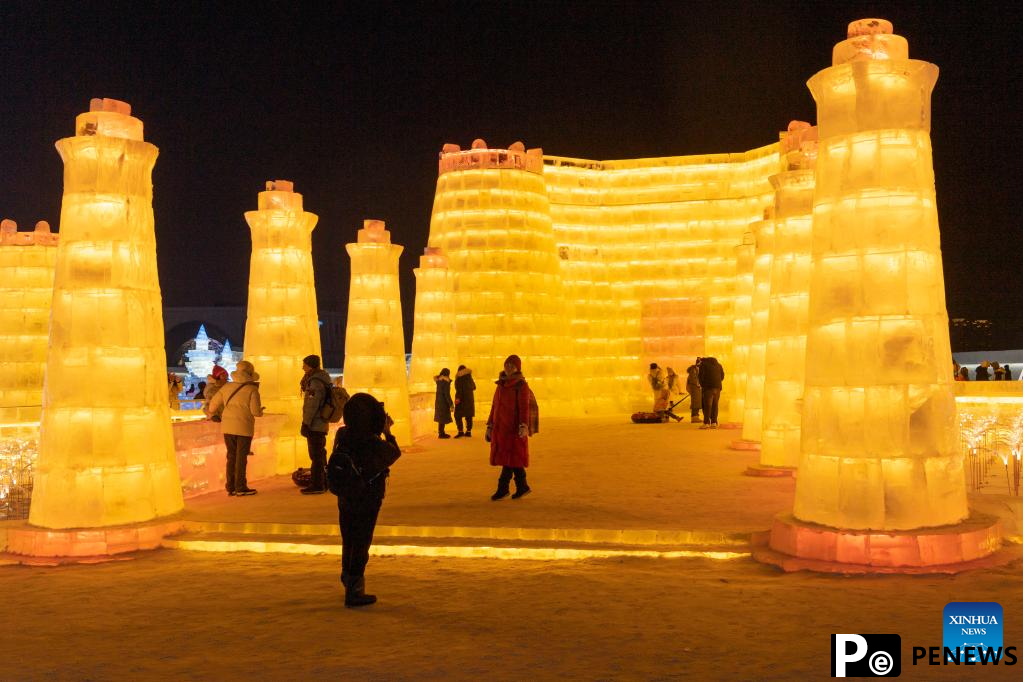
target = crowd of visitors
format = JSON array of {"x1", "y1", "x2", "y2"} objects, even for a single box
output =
[
  {"x1": 953, "y1": 360, "x2": 1016, "y2": 381},
  {"x1": 648, "y1": 357, "x2": 726, "y2": 427}
]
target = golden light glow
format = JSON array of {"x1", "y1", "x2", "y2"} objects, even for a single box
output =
[
  {"x1": 243, "y1": 180, "x2": 322, "y2": 473},
  {"x1": 0, "y1": 220, "x2": 57, "y2": 425},
  {"x1": 165, "y1": 537, "x2": 748, "y2": 561},
  {"x1": 792, "y1": 23, "x2": 966, "y2": 530},
  {"x1": 343, "y1": 220, "x2": 412, "y2": 445},
  {"x1": 30, "y1": 98, "x2": 183, "y2": 529}
]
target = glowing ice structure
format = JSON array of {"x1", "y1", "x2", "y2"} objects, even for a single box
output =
[
  {"x1": 343, "y1": 220, "x2": 412, "y2": 446},
  {"x1": 759, "y1": 123, "x2": 817, "y2": 469},
  {"x1": 738, "y1": 209, "x2": 776, "y2": 446},
  {"x1": 792, "y1": 20, "x2": 967, "y2": 530},
  {"x1": 408, "y1": 247, "x2": 455, "y2": 396},
  {"x1": 218, "y1": 338, "x2": 239, "y2": 375},
  {"x1": 243, "y1": 180, "x2": 321, "y2": 473},
  {"x1": 726, "y1": 234, "x2": 755, "y2": 423},
  {"x1": 428, "y1": 140, "x2": 573, "y2": 415},
  {"x1": 0, "y1": 220, "x2": 58, "y2": 424},
  {"x1": 183, "y1": 324, "x2": 217, "y2": 383},
  {"x1": 31, "y1": 98, "x2": 183, "y2": 529}
]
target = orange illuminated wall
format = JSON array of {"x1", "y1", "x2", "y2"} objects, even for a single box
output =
[
  {"x1": 243, "y1": 180, "x2": 321, "y2": 473},
  {"x1": 0, "y1": 220, "x2": 58, "y2": 425},
  {"x1": 793, "y1": 20, "x2": 966, "y2": 530},
  {"x1": 31, "y1": 98, "x2": 183, "y2": 529}
]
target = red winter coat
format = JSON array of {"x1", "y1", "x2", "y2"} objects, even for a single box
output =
[{"x1": 487, "y1": 372, "x2": 530, "y2": 468}]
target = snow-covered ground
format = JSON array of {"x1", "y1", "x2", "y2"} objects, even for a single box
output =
[
  {"x1": 3, "y1": 551, "x2": 1022, "y2": 680},
  {"x1": 2, "y1": 416, "x2": 1021, "y2": 679}
]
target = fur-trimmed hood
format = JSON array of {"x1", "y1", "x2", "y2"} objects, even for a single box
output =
[{"x1": 456, "y1": 367, "x2": 473, "y2": 378}]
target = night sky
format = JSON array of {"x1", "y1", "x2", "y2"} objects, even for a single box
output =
[{"x1": 3, "y1": 1, "x2": 1020, "y2": 348}]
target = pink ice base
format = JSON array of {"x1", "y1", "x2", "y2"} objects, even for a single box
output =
[
  {"x1": 753, "y1": 512, "x2": 1007, "y2": 574},
  {"x1": 1, "y1": 519, "x2": 185, "y2": 565},
  {"x1": 730, "y1": 439, "x2": 761, "y2": 451}
]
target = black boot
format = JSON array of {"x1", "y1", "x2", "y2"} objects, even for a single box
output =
[
  {"x1": 344, "y1": 576, "x2": 377, "y2": 607},
  {"x1": 491, "y1": 481, "x2": 510, "y2": 501}
]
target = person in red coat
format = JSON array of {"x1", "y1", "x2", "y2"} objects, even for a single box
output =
[{"x1": 486, "y1": 354, "x2": 532, "y2": 500}]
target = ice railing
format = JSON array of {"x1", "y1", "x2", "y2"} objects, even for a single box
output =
[
  {"x1": 0, "y1": 219, "x2": 58, "y2": 246},
  {"x1": 955, "y1": 382, "x2": 1023, "y2": 496},
  {"x1": 438, "y1": 139, "x2": 544, "y2": 175}
]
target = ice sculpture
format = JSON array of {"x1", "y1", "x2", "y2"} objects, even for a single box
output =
[
  {"x1": 0, "y1": 219, "x2": 58, "y2": 424},
  {"x1": 243, "y1": 180, "x2": 322, "y2": 473},
  {"x1": 759, "y1": 123, "x2": 817, "y2": 470},
  {"x1": 726, "y1": 233, "x2": 755, "y2": 423},
  {"x1": 218, "y1": 338, "x2": 239, "y2": 375},
  {"x1": 408, "y1": 247, "x2": 455, "y2": 396},
  {"x1": 428, "y1": 141, "x2": 573, "y2": 414},
  {"x1": 343, "y1": 220, "x2": 412, "y2": 445},
  {"x1": 183, "y1": 324, "x2": 217, "y2": 382},
  {"x1": 792, "y1": 20, "x2": 967, "y2": 529},
  {"x1": 736, "y1": 208, "x2": 776, "y2": 447},
  {"x1": 30, "y1": 98, "x2": 183, "y2": 529}
]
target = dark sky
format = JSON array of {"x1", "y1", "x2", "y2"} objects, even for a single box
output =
[{"x1": 3, "y1": 1, "x2": 1020, "y2": 346}]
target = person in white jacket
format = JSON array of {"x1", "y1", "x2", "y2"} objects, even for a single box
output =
[{"x1": 204, "y1": 360, "x2": 265, "y2": 496}]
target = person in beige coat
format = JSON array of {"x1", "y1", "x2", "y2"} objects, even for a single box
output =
[{"x1": 204, "y1": 360, "x2": 265, "y2": 496}]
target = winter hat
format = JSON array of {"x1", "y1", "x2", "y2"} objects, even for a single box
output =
[
  {"x1": 211, "y1": 365, "x2": 228, "y2": 382},
  {"x1": 343, "y1": 392, "x2": 386, "y2": 437},
  {"x1": 504, "y1": 355, "x2": 522, "y2": 373},
  {"x1": 303, "y1": 354, "x2": 321, "y2": 370},
  {"x1": 457, "y1": 365, "x2": 466, "y2": 371},
  {"x1": 232, "y1": 360, "x2": 260, "y2": 383},
  {"x1": 649, "y1": 362, "x2": 658, "y2": 370}
]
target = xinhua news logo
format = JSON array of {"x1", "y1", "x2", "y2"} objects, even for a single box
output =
[
  {"x1": 943, "y1": 602, "x2": 1003, "y2": 663},
  {"x1": 832, "y1": 634, "x2": 901, "y2": 677}
]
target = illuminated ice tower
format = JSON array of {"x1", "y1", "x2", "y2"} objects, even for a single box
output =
[
  {"x1": 31, "y1": 98, "x2": 182, "y2": 528},
  {"x1": 427, "y1": 140, "x2": 572, "y2": 414},
  {"x1": 218, "y1": 338, "x2": 239, "y2": 375},
  {"x1": 0, "y1": 220, "x2": 58, "y2": 425},
  {"x1": 408, "y1": 247, "x2": 455, "y2": 437},
  {"x1": 243, "y1": 180, "x2": 321, "y2": 473},
  {"x1": 725, "y1": 233, "x2": 755, "y2": 424},
  {"x1": 757, "y1": 123, "x2": 817, "y2": 473},
  {"x1": 770, "y1": 20, "x2": 984, "y2": 554},
  {"x1": 408, "y1": 247, "x2": 455, "y2": 395},
  {"x1": 343, "y1": 220, "x2": 412, "y2": 446}
]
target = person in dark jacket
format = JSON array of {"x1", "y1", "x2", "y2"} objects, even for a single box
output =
[
  {"x1": 686, "y1": 359, "x2": 703, "y2": 423},
  {"x1": 1005, "y1": 364, "x2": 1013, "y2": 381},
  {"x1": 453, "y1": 365, "x2": 476, "y2": 438},
  {"x1": 434, "y1": 368, "x2": 454, "y2": 438},
  {"x1": 300, "y1": 354, "x2": 333, "y2": 494},
  {"x1": 486, "y1": 355, "x2": 532, "y2": 500},
  {"x1": 329, "y1": 392, "x2": 401, "y2": 607},
  {"x1": 698, "y1": 356, "x2": 725, "y2": 429},
  {"x1": 975, "y1": 361, "x2": 990, "y2": 381}
]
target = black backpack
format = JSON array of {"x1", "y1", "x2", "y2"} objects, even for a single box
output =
[{"x1": 327, "y1": 437, "x2": 385, "y2": 500}]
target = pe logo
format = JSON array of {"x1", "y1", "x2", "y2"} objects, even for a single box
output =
[
  {"x1": 832, "y1": 634, "x2": 901, "y2": 677},
  {"x1": 944, "y1": 602, "x2": 1003, "y2": 663}
]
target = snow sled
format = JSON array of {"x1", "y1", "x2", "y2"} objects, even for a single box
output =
[
  {"x1": 631, "y1": 411, "x2": 666, "y2": 423},
  {"x1": 631, "y1": 394, "x2": 690, "y2": 424}
]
